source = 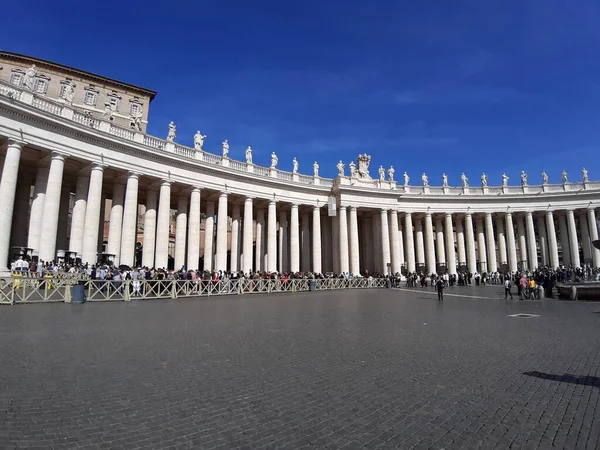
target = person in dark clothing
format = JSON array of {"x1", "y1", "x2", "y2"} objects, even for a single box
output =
[{"x1": 435, "y1": 278, "x2": 444, "y2": 301}]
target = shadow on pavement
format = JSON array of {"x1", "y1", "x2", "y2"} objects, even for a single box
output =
[{"x1": 524, "y1": 371, "x2": 600, "y2": 388}]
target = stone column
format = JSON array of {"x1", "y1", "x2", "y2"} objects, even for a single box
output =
[
  {"x1": 397, "y1": 217, "x2": 405, "y2": 273},
  {"x1": 389, "y1": 210, "x2": 401, "y2": 274},
  {"x1": 267, "y1": 200, "x2": 277, "y2": 272},
  {"x1": 97, "y1": 195, "x2": 106, "y2": 255},
  {"x1": 465, "y1": 213, "x2": 477, "y2": 274},
  {"x1": 10, "y1": 172, "x2": 33, "y2": 248},
  {"x1": 321, "y1": 215, "x2": 332, "y2": 273},
  {"x1": 155, "y1": 181, "x2": 171, "y2": 270},
  {"x1": 119, "y1": 173, "x2": 139, "y2": 267},
  {"x1": 277, "y1": 211, "x2": 285, "y2": 273},
  {"x1": 339, "y1": 206, "x2": 349, "y2": 273},
  {"x1": 380, "y1": 209, "x2": 391, "y2": 275},
  {"x1": 56, "y1": 184, "x2": 71, "y2": 253},
  {"x1": 415, "y1": 217, "x2": 425, "y2": 269},
  {"x1": 347, "y1": 206, "x2": 359, "y2": 275},
  {"x1": 536, "y1": 216, "x2": 549, "y2": 266},
  {"x1": 313, "y1": 206, "x2": 322, "y2": 274},
  {"x1": 484, "y1": 213, "x2": 497, "y2": 273},
  {"x1": 290, "y1": 204, "x2": 300, "y2": 273},
  {"x1": 475, "y1": 218, "x2": 487, "y2": 272},
  {"x1": 301, "y1": 212, "x2": 310, "y2": 272},
  {"x1": 106, "y1": 183, "x2": 125, "y2": 265},
  {"x1": 215, "y1": 192, "x2": 229, "y2": 271},
  {"x1": 39, "y1": 152, "x2": 66, "y2": 262},
  {"x1": 558, "y1": 214, "x2": 571, "y2": 266},
  {"x1": 424, "y1": 213, "x2": 436, "y2": 275},
  {"x1": 456, "y1": 217, "x2": 466, "y2": 269},
  {"x1": 566, "y1": 210, "x2": 580, "y2": 268},
  {"x1": 516, "y1": 215, "x2": 528, "y2": 270},
  {"x1": 495, "y1": 216, "x2": 507, "y2": 267},
  {"x1": 0, "y1": 140, "x2": 23, "y2": 272},
  {"x1": 546, "y1": 211, "x2": 560, "y2": 269},
  {"x1": 580, "y1": 213, "x2": 592, "y2": 265},
  {"x1": 444, "y1": 213, "x2": 457, "y2": 275},
  {"x1": 255, "y1": 208, "x2": 264, "y2": 272},
  {"x1": 187, "y1": 187, "x2": 201, "y2": 271},
  {"x1": 231, "y1": 203, "x2": 241, "y2": 273},
  {"x1": 242, "y1": 197, "x2": 253, "y2": 274},
  {"x1": 525, "y1": 212, "x2": 538, "y2": 270},
  {"x1": 404, "y1": 212, "x2": 417, "y2": 272},
  {"x1": 204, "y1": 201, "x2": 215, "y2": 272},
  {"x1": 434, "y1": 217, "x2": 446, "y2": 267},
  {"x1": 505, "y1": 213, "x2": 518, "y2": 272},
  {"x1": 81, "y1": 164, "x2": 104, "y2": 265},
  {"x1": 142, "y1": 190, "x2": 157, "y2": 268},
  {"x1": 587, "y1": 209, "x2": 600, "y2": 267},
  {"x1": 28, "y1": 167, "x2": 49, "y2": 256},
  {"x1": 174, "y1": 196, "x2": 188, "y2": 270}
]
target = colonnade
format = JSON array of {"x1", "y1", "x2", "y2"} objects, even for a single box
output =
[{"x1": 1, "y1": 140, "x2": 600, "y2": 275}]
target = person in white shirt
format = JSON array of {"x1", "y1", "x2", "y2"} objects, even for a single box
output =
[{"x1": 504, "y1": 278, "x2": 513, "y2": 300}]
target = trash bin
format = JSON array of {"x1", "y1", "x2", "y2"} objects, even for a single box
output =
[
  {"x1": 310, "y1": 280, "x2": 317, "y2": 292},
  {"x1": 386, "y1": 279, "x2": 392, "y2": 289},
  {"x1": 72, "y1": 281, "x2": 87, "y2": 303}
]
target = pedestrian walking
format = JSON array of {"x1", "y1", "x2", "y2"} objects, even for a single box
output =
[
  {"x1": 504, "y1": 278, "x2": 513, "y2": 299},
  {"x1": 435, "y1": 278, "x2": 444, "y2": 301}
]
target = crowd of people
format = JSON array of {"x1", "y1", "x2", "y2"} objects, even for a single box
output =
[{"x1": 8, "y1": 256, "x2": 600, "y2": 300}]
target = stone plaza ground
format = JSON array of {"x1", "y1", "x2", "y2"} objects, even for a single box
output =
[{"x1": 0, "y1": 286, "x2": 599, "y2": 450}]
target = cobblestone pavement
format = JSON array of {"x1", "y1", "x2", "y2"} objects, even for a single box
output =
[{"x1": 1, "y1": 287, "x2": 599, "y2": 449}]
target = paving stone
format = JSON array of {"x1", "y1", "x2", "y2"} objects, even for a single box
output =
[{"x1": 0, "y1": 286, "x2": 598, "y2": 449}]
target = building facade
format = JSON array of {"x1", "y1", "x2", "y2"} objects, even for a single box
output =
[{"x1": 0, "y1": 54, "x2": 599, "y2": 276}]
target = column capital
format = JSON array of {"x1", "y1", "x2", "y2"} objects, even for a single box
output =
[
  {"x1": 127, "y1": 171, "x2": 141, "y2": 179},
  {"x1": 160, "y1": 179, "x2": 171, "y2": 187},
  {"x1": 291, "y1": 203, "x2": 299, "y2": 209},
  {"x1": 244, "y1": 195, "x2": 254, "y2": 202},
  {"x1": 269, "y1": 199, "x2": 277, "y2": 206},
  {"x1": 90, "y1": 162, "x2": 106, "y2": 171},
  {"x1": 219, "y1": 191, "x2": 228, "y2": 198},
  {"x1": 380, "y1": 208, "x2": 389, "y2": 213},
  {"x1": 445, "y1": 212, "x2": 453, "y2": 218},
  {"x1": 314, "y1": 204, "x2": 322, "y2": 211},
  {"x1": 50, "y1": 151, "x2": 68, "y2": 161},
  {"x1": 6, "y1": 138, "x2": 26, "y2": 149},
  {"x1": 339, "y1": 205, "x2": 347, "y2": 211}
]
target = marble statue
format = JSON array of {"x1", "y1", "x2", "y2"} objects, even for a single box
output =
[
  {"x1": 481, "y1": 173, "x2": 488, "y2": 187},
  {"x1": 379, "y1": 165, "x2": 385, "y2": 182},
  {"x1": 542, "y1": 171, "x2": 548, "y2": 184},
  {"x1": 23, "y1": 65, "x2": 37, "y2": 90},
  {"x1": 561, "y1": 169, "x2": 568, "y2": 183},
  {"x1": 101, "y1": 102, "x2": 117, "y2": 121},
  {"x1": 582, "y1": 167, "x2": 589, "y2": 182},
  {"x1": 442, "y1": 173, "x2": 448, "y2": 187},
  {"x1": 349, "y1": 161, "x2": 356, "y2": 177},
  {"x1": 356, "y1": 154, "x2": 372, "y2": 179},
  {"x1": 520, "y1": 170, "x2": 527, "y2": 186},
  {"x1": 422, "y1": 173, "x2": 429, "y2": 187},
  {"x1": 502, "y1": 173, "x2": 509, "y2": 187},
  {"x1": 388, "y1": 166, "x2": 395, "y2": 182},
  {"x1": 336, "y1": 160, "x2": 344, "y2": 176},
  {"x1": 221, "y1": 139, "x2": 229, "y2": 157},
  {"x1": 461, "y1": 172, "x2": 468, "y2": 187},
  {"x1": 313, "y1": 161, "x2": 319, "y2": 177},
  {"x1": 63, "y1": 82, "x2": 75, "y2": 104},
  {"x1": 193, "y1": 131, "x2": 206, "y2": 150},
  {"x1": 404, "y1": 172, "x2": 410, "y2": 186},
  {"x1": 129, "y1": 110, "x2": 143, "y2": 131},
  {"x1": 271, "y1": 152, "x2": 278, "y2": 169},
  {"x1": 166, "y1": 121, "x2": 176, "y2": 141},
  {"x1": 245, "y1": 146, "x2": 253, "y2": 164},
  {"x1": 293, "y1": 157, "x2": 299, "y2": 174}
]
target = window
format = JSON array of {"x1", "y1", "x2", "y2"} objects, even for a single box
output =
[
  {"x1": 59, "y1": 83, "x2": 67, "y2": 98},
  {"x1": 129, "y1": 102, "x2": 142, "y2": 117},
  {"x1": 108, "y1": 96, "x2": 120, "y2": 111},
  {"x1": 84, "y1": 90, "x2": 97, "y2": 106},
  {"x1": 34, "y1": 78, "x2": 48, "y2": 94},
  {"x1": 10, "y1": 73, "x2": 22, "y2": 86}
]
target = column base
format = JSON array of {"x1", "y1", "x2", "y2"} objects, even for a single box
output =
[{"x1": 0, "y1": 268, "x2": 11, "y2": 278}]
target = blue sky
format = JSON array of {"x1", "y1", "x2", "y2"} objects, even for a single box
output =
[{"x1": 2, "y1": 0, "x2": 600, "y2": 184}]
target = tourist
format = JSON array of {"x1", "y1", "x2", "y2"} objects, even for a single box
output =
[
  {"x1": 504, "y1": 278, "x2": 513, "y2": 299},
  {"x1": 435, "y1": 277, "x2": 444, "y2": 301}
]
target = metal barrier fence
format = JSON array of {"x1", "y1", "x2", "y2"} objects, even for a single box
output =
[{"x1": 0, "y1": 277, "x2": 388, "y2": 305}]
